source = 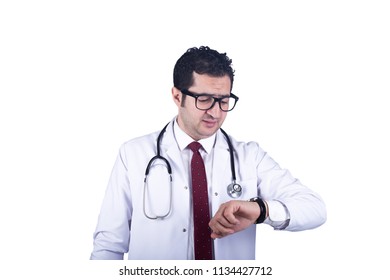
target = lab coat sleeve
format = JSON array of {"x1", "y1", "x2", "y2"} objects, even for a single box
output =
[
  {"x1": 90, "y1": 144, "x2": 132, "y2": 260},
  {"x1": 255, "y1": 144, "x2": 327, "y2": 231}
]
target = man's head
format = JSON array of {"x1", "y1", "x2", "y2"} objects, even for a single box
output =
[{"x1": 172, "y1": 46, "x2": 237, "y2": 141}]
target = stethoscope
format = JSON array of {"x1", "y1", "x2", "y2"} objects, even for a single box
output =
[{"x1": 143, "y1": 122, "x2": 242, "y2": 219}]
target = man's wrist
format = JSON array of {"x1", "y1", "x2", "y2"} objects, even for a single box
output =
[{"x1": 249, "y1": 197, "x2": 267, "y2": 224}]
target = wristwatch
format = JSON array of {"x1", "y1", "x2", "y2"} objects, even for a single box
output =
[{"x1": 249, "y1": 197, "x2": 267, "y2": 224}]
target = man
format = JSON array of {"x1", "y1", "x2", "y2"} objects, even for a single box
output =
[{"x1": 90, "y1": 46, "x2": 326, "y2": 260}]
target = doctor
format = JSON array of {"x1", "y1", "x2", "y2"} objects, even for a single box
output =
[{"x1": 90, "y1": 46, "x2": 326, "y2": 260}]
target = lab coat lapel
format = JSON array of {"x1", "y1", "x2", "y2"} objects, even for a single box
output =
[
  {"x1": 211, "y1": 130, "x2": 231, "y2": 196},
  {"x1": 161, "y1": 121, "x2": 187, "y2": 184},
  {"x1": 214, "y1": 129, "x2": 231, "y2": 167},
  {"x1": 160, "y1": 121, "x2": 191, "y2": 225}
]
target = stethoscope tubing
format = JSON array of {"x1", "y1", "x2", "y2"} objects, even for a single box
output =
[
  {"x1": 143, "y1": 122, "x2": 242, "y2": 219},
  {"x1": 220, "y1": 128, "x2": 237, "y2": 183}
]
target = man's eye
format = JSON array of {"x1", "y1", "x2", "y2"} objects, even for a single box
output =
[{"x1": 198, "y1": 97, "x2": 212, "y2": 102}]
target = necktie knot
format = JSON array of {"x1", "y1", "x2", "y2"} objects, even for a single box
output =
[{"x1": 188, "y1": 141, "x2": 202, "y2": 153}]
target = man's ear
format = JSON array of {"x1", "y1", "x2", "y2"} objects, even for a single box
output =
[{"x1": 172, "y1": 87, "x2": 182, "y2": 107}]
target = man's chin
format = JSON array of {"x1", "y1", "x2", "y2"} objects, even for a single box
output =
[{"x1": 199, "y1": 125, "x2": 220, "y2": 138}]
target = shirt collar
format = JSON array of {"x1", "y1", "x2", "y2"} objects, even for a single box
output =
[{"x1": 173, "y1": 118, "x2": 216, "y2": 154}]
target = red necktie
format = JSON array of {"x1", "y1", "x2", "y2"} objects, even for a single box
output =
[{"x1": 188, "y1": 142, "x2": 213, "y2": 260}]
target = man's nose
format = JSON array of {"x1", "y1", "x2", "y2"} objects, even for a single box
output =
[{"x1": 206, "y1": 101, "x2": 222, "y2": 117}]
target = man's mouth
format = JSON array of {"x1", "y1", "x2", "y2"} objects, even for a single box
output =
[{"x1": 202, "y1": 119, "x2": 218, "y2": 127}]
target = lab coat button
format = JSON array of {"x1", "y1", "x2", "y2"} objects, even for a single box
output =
[
  {"x1": 184, "y1": 186, "x2": 188, "y2": 190},
  {"x1": 182, "y1": 228, "x2": 187, "y2": 232},
  {"x1": 214, "y1": 192, "x2": 218, "y2": 196}
]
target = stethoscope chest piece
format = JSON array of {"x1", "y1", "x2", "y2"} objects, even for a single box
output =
[{"x1": 227, "y1": 181, "x2": 242, "y2": 198}]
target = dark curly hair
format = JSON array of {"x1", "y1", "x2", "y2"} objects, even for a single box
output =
[{"x1": 173, "y1": 46, "x2": 235, "y2": 91}]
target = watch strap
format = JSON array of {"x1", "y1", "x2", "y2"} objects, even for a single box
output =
[{"x1": 249, "y1": 197, "x2": 267, "y2": 224}]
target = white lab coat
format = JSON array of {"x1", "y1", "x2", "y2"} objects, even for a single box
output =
[{"x1": 91, "y1": 119, "x2": 326, "y2": 260}]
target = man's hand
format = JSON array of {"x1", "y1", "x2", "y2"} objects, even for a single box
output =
[{"x1": 209, "y1": 200, "x2": 262, "y2": 239}]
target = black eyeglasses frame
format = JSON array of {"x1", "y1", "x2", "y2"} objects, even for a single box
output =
[{"x1": 180, "y1": 89, "x2": 239, "y2": 112}]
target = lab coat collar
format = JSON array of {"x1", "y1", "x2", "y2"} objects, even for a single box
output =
[
  {"x1": 160, "y1": 117, "x2": 228, "y2": 156},
  {"x1": 161, "y1": 118, "x2": 230, "y2": 187},
  {"x1": 173, "y1": 118, "x2": 216, "y2": 154}
]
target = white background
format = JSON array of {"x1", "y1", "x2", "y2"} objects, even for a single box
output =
[{"x1": 1, "y1": 0, "x2": 389, "y2": 279}]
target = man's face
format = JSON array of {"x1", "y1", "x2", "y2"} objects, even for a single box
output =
[{"x1": 172, "y1": 72, "x2": 232, "y2": 141}]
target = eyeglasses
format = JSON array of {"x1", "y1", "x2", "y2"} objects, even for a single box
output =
[{"x1": 181, "y1": 89, "x2": 239, "y2": 112}]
